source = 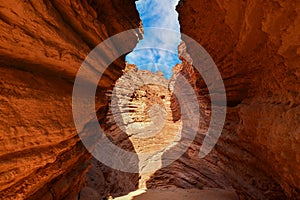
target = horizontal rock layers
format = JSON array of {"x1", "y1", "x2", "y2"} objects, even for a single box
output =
[
  {"x1": 0, "y1": 0, "x2": 140, "y2": 199},
  {"x1": 1, "y1": 0, "x2": 299, "y2": 199},
  {"x1": 177, "y1": 0, "x2": 300, "y2": 199}
]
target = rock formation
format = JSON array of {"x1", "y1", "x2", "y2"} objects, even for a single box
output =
[
  {"x1": 176, "y1": 0, "x2": 300, "y2": 199},
  {"x1": 0, "y1": 0, "x2": 299, "y2": 200},
  {"x1": 0, "y1": 0, "x2": 140, "y2": 199}
]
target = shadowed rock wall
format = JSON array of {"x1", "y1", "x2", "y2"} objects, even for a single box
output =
[
  {"x1": 177, "y1": 0, "x2": 300, "y2": 199},
  {"x1": 0, "y1": 0, "x2": 140, "y2": 199},
  {"x1": 1, "y1": 0, "x2": 299, "y2": 199}
]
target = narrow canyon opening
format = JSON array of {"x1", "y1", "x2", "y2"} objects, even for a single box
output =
[
  {"x1": 81, "y1": 0, "x2": 234, "y2": 199},
  {"x1": 0, "y1": 0, "x2": 299, "y2": 200}
]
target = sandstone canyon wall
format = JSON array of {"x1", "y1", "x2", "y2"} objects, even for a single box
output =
[
  {"x1": 0, "y1": 0, "x2": 140, "y2": 199},
  {"x1": 0, "y1": 0, "x2": 299, "y2": 200},
  {"x1": 176, "y1": 0, "x2": 300, "y2": 199}
]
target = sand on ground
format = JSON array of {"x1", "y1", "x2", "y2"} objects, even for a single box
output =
[{"x1": 113, "y1": 188, "x2": 238, "y2": 200}]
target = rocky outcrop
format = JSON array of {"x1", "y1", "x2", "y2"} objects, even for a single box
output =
[
  {"x1": 82, "y1": 66, "x2": 183, "y2": 198},
  {"x1": 81, "y1": 63, "x2": 229, "y2": 198},
  {"x1": 0, "y1": 0, "x2": 140, "y2": 199},
  {"x1": 177, "y1": 0, "x2": 300, "y2": 199},
  {"x1": 1, "y1": 0, "x2": 299, "y2": 199},
  {"x1": 145, "y1": 43, "x2": 234, "y2": 191}
]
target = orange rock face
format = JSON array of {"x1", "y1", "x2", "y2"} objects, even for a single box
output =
[
  {"x1": 0, "y1": 0, "x2": 140, "y2": 199},
  {"x1": 177, "y1": 0, "x2": 300, "y2": 199},
  {"x1": 1, "y1": 0, "x2": 299, "y2": 199}
]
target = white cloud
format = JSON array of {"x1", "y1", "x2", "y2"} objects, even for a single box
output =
[{"x1": 126, "y1": 0, "x2": 181, "y2": 79}]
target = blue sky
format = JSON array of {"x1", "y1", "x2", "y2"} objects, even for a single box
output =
[{"x1": 125, "y1": 0, "x2": 182, "y2": 79}]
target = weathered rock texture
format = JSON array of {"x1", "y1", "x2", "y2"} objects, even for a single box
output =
[
  {"x1": 146, "y1": 44, "x2": 234, "y2": 191},
  {"x1": 0, "y1": 0, "x2": 140, "y2": 199},
  {"x1": 1, "y1": 0, "x2": 299, "y2": 200},
  {"x1": 176, "y1": 0, "x2": 300, "y2": 199},
  {"x1": 82, "y1": 66, "x2": 183, "y2": 199}
]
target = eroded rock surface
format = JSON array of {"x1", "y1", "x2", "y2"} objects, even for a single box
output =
[
  {"x1": 0, "y1": 0, "x2": 140, "y2": 199},
  {"x1": 1, "y1": 0, "x2": 299, "y2": 199},
  {"x1": 177, "y1": 0, "x2": 300, "y2": 199},
  {"x1": 83, "y1": 66, "x2": 183, "y2": 198},
  {"x1": 145, "y1": 47, "x2": 234, "y2": 192}
]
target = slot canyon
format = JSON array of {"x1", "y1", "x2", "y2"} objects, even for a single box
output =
[{"x1": 0, "y1": 0, "x2": 299, "y2": 199}]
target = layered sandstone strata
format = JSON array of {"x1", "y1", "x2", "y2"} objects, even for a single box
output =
[
  {"x1": 0, "y1": 0, "x2": 140, "y2": 199},
  {"x1": 83, "y1": 66, "x2": 182, "y2": 198},
  {"x1": 0, "y1": 0, "x2": 299, "y2": 199},
  {"x1": 177, "y1": 0, "x2": 300, "y2": 199}
]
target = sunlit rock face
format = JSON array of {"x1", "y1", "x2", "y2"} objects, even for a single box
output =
[
  {"x1": 0, "y1": 0, "x2": 140, "y2": 199},
  {"x1": 84, "y1": 65, "x2": 183, "y2": 198},
  {"x1": 145, "y1": 43, "x2": 234, "y2": 192},
  {"x1": 177, "y1": 0, "x2": 300, "y2": 199},
  {"x1": 1, "y1": 0, "x2": 299, "y2": 199}
]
